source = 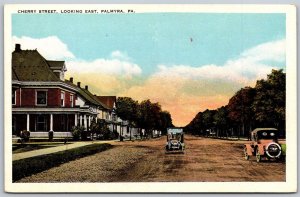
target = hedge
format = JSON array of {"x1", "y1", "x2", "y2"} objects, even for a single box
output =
[{"x1": 13, "y1": 143, "x2": 112, "y2": 182}]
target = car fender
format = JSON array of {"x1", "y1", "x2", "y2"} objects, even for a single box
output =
[
  {"x1": 256, "y1": 144, "x2": 265, "y2": 155},
  {"x1": 244, "y1": 144, "x2": 253, "y2": 156}
]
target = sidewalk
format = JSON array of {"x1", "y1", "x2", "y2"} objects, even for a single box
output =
[{"x1": 12, "y1": 140, "x2": 113, "y2": 161}]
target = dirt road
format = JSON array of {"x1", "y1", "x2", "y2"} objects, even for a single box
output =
[{"x1": 18, "y1": 135, "x2": 285, "y2": 182}]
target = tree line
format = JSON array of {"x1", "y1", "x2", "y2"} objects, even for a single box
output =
[
  {"x1": 184, "y1": 69, "x2": 286, "y2": 139},
  {"x1": 116, "y1": 97, "x2": 174, "y2": 139}
]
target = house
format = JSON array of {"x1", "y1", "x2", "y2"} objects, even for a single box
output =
[
  {"x1": 94, "y1": 96, "x2": 122, "y2": 133},
  {"x1": 11, "y1": 44, "x2": 107, "y2": 138},
  {"x1": 95, "y1": 96, "x2": 141, "y2": 139}
]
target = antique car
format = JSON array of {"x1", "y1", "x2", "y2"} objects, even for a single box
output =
[
  {"x1": 244, "y1": 128, "x2": 283, "y2": 162},
  {"x1": 165, "y1": 128, "x2": 185, "y2": 153}
]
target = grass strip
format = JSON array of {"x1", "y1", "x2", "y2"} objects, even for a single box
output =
[{"x1": 13, "y1": 143, "x2": 112, "y2": 182}]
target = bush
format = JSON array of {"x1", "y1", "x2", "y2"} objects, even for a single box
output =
[
  {"x1": 71, "y1": 126, "x2": 85, "y2": 141},
  {"x1": 20, "y1": 130, "x2": 30, "y2": 142},
  {"x1": 13, "y1": 143, "x2": 113, "y2": 182}
]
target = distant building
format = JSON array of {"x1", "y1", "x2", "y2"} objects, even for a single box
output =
[{"x1": 94, "y1": 96, "x2": 125, "y2": 135}]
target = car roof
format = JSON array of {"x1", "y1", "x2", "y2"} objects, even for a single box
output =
[
  {"x1": 167, "y1": 128, "x2": 183, "y2": 134},
  {"x1": 251, "y1": 128, "x2": 278, "y2": 134}
]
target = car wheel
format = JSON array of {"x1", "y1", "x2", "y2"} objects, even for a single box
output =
[
  {"x1": 256, "y1": 148, "x2": 261, "y2": 162},
  {"x1": 244, "y1": 147, "x2": 249, "y2": 160}
]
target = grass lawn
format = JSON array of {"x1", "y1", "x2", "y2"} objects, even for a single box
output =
[
  {"x1": 13, "y1": 143, "x2": 112, "y2": 182},
  {"x1": 13, "y1": 143, "x2": 72, "y2": 154}
]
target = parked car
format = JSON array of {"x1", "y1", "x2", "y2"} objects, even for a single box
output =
[
  {"x1": 165, "y1": 128, "x2": 185, "y2": 153},
  {"x1": 244, "y1": 128, "x2": 284, "y2": 162}
]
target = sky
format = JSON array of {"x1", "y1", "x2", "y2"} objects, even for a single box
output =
[{"x1": 12, "y1": 13, "x2": 286, "y2": 126}]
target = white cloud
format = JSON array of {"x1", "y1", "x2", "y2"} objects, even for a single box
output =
[
  {"x1": 12, "y1": 36, "x2": 142, "y2": 78},
  {"x1": 12, "y1": 36, "x2": 75, "y2": 60},
  {"x1": 120, "y1": 39, "x2": 286, "y2": 126},
  {"x1": 67, "y1": 58, "x2": 142, "y2": 77},
  {"x1": 110, "y1": 50, "x2": 130, "y2": 61},
  {"x1": 241, "y1": 39, "x2": 286, "y2": 63},
  {"x1": 155, "y1": 39, "x2": 286, "y2": 86}
]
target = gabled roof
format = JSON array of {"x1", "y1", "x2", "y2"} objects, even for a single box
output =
[
  {"x1": 251, "y1": 128, "x2": 278, "y2": 134},
  {"x1": 79, "y1": 88, "x2": 109, "y2": 109},
  {"x1": 12, "y1": 49, "x2": 60, "y2": 81},
  {"x1": 95, "y1": 96, "x2": 116, "y2": 110},
  {"x1": 12, "y1": 67, "x2": 19, "y2": 81},
  {"x1": 64, "y1": 79, "x2": 109, "y2": 109}
]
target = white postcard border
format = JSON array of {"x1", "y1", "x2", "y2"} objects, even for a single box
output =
[{"x1": 4, "y1": 4, "x2": 297, "y2": 193}]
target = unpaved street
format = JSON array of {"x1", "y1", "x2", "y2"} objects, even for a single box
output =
[{"x1": 18, "y1": 135, "x2": 285, "y2": 182}]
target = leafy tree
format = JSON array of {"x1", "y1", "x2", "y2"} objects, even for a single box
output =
[
  {"x1": 202, "y1": 109, "x2": 216, "y2": 135},
  {"x1": 227, "y1": 87, "x2": 256, "y2": 138},
  {"x1": 116, "y1": 97, "x2": 139, "y2": 140},
  {"x1": 252, "y1": 69, "x2": 286, "y2": 135},
  {"x1": 185, "y1": 69, "x2": 286, "y2": 138},
  {"x1": 213, "y1": 106, "x2": 228, "y2": 137},
  {"x1": 158, "y1": 111, "x2": 173, "y2": 135}
]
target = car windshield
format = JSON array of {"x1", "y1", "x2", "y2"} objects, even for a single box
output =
[
  {"x1": 168, "y1": 133, "x2": 182, "y2": 141},
  {"x1": 257, "y1": 130, "x2": 278, "y2": 140}
]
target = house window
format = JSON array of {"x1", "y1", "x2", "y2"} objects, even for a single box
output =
[
  {"x1": 36, "y1": 91, "x2": 47, "y2": 105},
  {"x1": 61, "y1": 92, "x2": 65, "y2": 107},
  {"x1": 70, "y1": 94, "x2": 74, "y2": 107},
  {"x1": 36, "y1": 115, "x2": 47, "y2": 131},
  {"x1": 12, "y1": 90, "x2": 16, "y2": 105}
]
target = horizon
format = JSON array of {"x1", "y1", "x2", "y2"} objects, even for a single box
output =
[{"x1": 12, "y1": 13, "x2": 286, "y2": 126}]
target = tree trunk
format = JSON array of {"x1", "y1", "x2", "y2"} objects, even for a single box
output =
[{"x1": 129, "y1": 126, "x2": 132, "y2": 141}]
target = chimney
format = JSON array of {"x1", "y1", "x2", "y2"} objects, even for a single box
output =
[
  {"x1": 15, "y1": 44, "x2": 21, "y2": 52},
  {"x1": 70, "y1": 77, "x2": 73, "y2": 83},
  {"x1": 77, "y1": 82, "x2": 81, "y2": 87},
  {"x1": 85, "y1": 85, "x2": 88, "y2": 90}
]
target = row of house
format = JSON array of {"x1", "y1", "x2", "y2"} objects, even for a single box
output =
[{"x1": 12, "y1": 44, "x2": 138, "y2": 139}]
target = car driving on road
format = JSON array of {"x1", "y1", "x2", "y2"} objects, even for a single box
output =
[
  {"x1": 244, "y1": 128, "x2": 284, "y2": 162},
  {"x1": 165, "y1": 127, "x2": 185, "y2": 153}
]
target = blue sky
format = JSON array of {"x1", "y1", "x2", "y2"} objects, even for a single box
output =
[
  {"x1": 12, "y1": 13, "x2": 286, "y2": 126},
  {"x1": 12, "y1": 13, "x2": 285, "y2": 75}
]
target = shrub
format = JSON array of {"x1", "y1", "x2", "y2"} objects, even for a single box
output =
[
  {"x1": 71, "y1": 126, "x2": 85, "y2": 141},
  {"x1": 20, "y1": 130, "x2": 30, "y2": 142},
  {"x1": 13, "y1": 143, "x2": 113, "y2": 182}
]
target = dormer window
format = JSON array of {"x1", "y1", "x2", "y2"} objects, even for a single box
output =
[
  {"x1": 61, "y1": 91, "x2": 65, "y2": 107},
  {"x1": 36, "y1": 90, "x2": 47, "y2": 105}
]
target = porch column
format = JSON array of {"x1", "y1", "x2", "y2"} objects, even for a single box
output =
[
  {"x1": 75, "y1": 114, "x2": 78, "y2": 126},
  {"x1": 26, "y1": 114, "x2": 30, "y2": 131},
  {"x1": 84, "y1": 114, "x2": 87, "y2": 131},
  {"x1": 50, "y1": 114, "x2": 53, "y2": 131},
  {"x1": 89, "y1": 116, "x2": 91, "y2": 127}
]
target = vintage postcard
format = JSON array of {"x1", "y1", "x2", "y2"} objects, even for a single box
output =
[{"x1": 4, "y1": 4, "x2": 297, "y2": 193}]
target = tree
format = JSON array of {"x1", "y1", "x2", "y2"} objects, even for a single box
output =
[
  {"x1": 202, "y1": 109, "x2": 216, "y2": 136},
  {"x1": 158, "y1": 111, "x2": 173, "y2": 135},
  {"x1": 252, "y1": 69, "x2": 286, "y2": 136},
  {"x1": 213, "y1": 106, "x2": 228, "y2": 138},
  {"x1": 116, "y1": 97, "x2": 139, "y2": 140},
  {"x1": 90, "y1": 118, "x2": 99, "y2": 140},
  {"x1": 138, "y1": 100, "x2": 164, "y2": 138},
  {"x1": 227, "y1": 87, "x2": 256, "y2": 139}
]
